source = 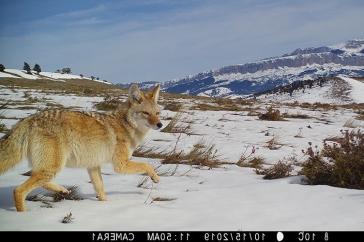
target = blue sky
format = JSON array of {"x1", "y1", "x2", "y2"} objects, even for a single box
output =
[{"x1": 0, "y1": 0, "x2": 363, "y2": 83}]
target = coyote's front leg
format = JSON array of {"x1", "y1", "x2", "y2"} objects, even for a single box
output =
[{"x1": 113, "y1": 160, "x2": 160, "y2": 183}]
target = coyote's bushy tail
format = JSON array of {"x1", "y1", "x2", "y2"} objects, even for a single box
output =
[{"x1": 0, "y1": 120, "x2": 29, "y2": 174}]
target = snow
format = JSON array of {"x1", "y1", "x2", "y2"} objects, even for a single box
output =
[
  {"x1": 0, "y1": 69, "x2": 112, "y2": 85},
  {"x1": 0, "y1": 72, "x2": 18, "y2": 78},
  {"x1": 1, "y1": 87, "x2": 364, "y2": 230},
  {"x1": 1, "y1": 162, "x2": 363, "y2": 230},
  {"x1": 213, "y1": 63, "x2": 364, "y2": 84},
  {"x1": 5, "y1": 69, "x2": 39, "y2": 80},
  {"x1": 339, "y1": 76, "x2": 364, "y2": 103}
]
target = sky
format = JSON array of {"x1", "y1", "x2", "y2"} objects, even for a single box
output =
[{"x1": 0, "y1": 0, "x2": 363, "y2": 83}]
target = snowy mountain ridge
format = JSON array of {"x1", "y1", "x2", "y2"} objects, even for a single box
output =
[{"x1": 133, "y1": 39, "x2": 364, "y2": 97}]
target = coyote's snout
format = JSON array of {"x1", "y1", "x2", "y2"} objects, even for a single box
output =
[{"x1": 0, "y1": 84, "x2": 162, "y2": 212}]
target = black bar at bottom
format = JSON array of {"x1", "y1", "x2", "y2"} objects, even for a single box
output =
[{"x1": 0, "y1": 231, "x2": 362, "y2": 242}]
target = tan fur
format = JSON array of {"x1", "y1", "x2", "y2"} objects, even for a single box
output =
[{"x1": 0, "y1": 84, "x2": 162, "y2": 212}]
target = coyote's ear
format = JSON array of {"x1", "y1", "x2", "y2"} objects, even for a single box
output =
[
  {"x1": 151, "y1": 84, "x2": 160, "y2": 103},
  {"x1": 128, "y1": 84, "x2": 143, "y2": 104}
]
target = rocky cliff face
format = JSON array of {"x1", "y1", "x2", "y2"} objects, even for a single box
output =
[{"x1": 129, "y1": 40, "x2": 364, "y2": 97}]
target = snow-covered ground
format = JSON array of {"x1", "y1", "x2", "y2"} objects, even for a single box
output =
[
  {"x1": 0, "y1": 86, "x2": 363, "y2": 231},
  {"x1": 258, "y1": 76, "x2": 364, "y2": 104},
  {"x1": 0, "y1": 69, "x2": 112, "y2": 85},
  {"x1": 338, "y1": 76, "x2": 364, "y2": 103}
]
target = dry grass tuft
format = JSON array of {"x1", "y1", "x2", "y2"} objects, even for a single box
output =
[
  {"x1": 94, "y1": 96, "x2": 126, "y2": 111},
  {"x1": 258, "y1": 106, "x2": 285, "y2": 121},
  {"x1": 163, "y1": 102, "x2": 183, "y2": 112},
  {"x1": 53, "y1": 186, "x2": 84, "y2": 202},
  {"x1": 265, "y1": 136, "x2": 283, "y2": 150},
  {"x1": 236, "y1": 146, "x2": 264, "y2": 169},
  {"x1": 134, "y1": 136, "x2": 226, "y2": 169},
  {"x1": 256, "y1": 161, "x2": 293, "y2": 179},
  {"x1": 151, "y1": 197, "x2": 177, "y2": 203},
  {"x1": 284, "y1": 112, "x2": 310, "y2": 119},
  {"x1": 161, "y1": 112, "x2": 191, "y2": 134},
  {"x1": 61, "y1": 212, "x2": 74, "y2": 224}
]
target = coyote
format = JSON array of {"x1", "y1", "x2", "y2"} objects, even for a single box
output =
[{"x1": 0, "y1": 84, "x2": 162, "y2": 212}]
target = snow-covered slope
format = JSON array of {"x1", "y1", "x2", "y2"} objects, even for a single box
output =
[
  {"x1": 135, "y1": 39, "x2": 364, "y2": 97},
  {"x1": 0, "y1": 69, "x2": 112, "y2": 85},
  {"x1": 256, "y1": 76, "x2": 364, "y2": 104},
  {"x1": 338, "y1": 76, "x2": 364, "y2": 103}
]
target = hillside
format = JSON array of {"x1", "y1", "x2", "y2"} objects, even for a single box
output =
[
  {"x1": 255, "y1": 76, "x2": 364, "y2": 104},
  {"x1": 0, "y1": 68, "x2": 121, "y2": 95},
  {"x1": 132, "y1": 39, "x2": 364, "y2": 97},
  {"x1": 0, "y1": 69, "x2": 112, "y2": 85}
]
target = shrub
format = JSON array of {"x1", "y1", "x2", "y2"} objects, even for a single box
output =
[
  {"x1": 161, "y1": 112, "x2": 191, "y2": 134},
  {"x1": 256, "y1": 160, "x2": 293, "y2": 179},
  {"x1": 258, "y1": 106, "x2": 284, "y2": 121},
  {"x1": 134, "y1": 138, "x2": 225, "y2": 169},
  {"x1": 236, "y1": 146, "x2": 264, "y2": 169},
  {"x1": 0, "y1": 64, "x2": 5, "y2": 72},
  {"x1": 163, "y1": 102, "x2": 183, "y2": 112},
  {"x1": 94, "y1": 96, "x2": 125, "y2": 111},
  {"x1": 301, "y1": 130, "x2": 364, "y2": 189}
]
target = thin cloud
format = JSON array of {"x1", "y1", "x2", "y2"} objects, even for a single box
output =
[{"x1": 0, "y1": 0, "x2": 363, "y2": 83}]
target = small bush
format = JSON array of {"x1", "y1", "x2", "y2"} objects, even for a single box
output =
[
  {"x1": 134, "y1": 137, "x2": 225, "y2": 169},
  {"x1": 265, "y1": 136, "x2": 282, "y2": 150},
  {"x1": 161, "y1": 112, "x2": 191, "y2": 134},
  {"x1": 62, "y1": 212, "x2": 74, "y2": 224},
  {"x1": 258, "y1": 106, "x2": 284, "y2": 121},
  {"x1": 301, "y1": 130, "x2": 364, "y2": 189},
  {"x1": 236, "y1": 146, "x2": 264, "y2": 169},
  {"x1": 53, "y1": 186, "x2": 83, "y2": 202},
  {"x1": 237, "y1": 157, "x2": 264, "y2": 169},
  {"x1": 163, "y1": 102, "x2": 183, "y2": 112},
  {"x1": 256, "y1": 161, "x2": 293, "y2": 179},
  {"x1": 94, "y1": 96, "x2": 125, "y2": 111}
]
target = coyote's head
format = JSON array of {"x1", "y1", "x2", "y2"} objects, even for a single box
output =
[{"x1": 127, "y1": 84, "x2": 163, "y2": 130}]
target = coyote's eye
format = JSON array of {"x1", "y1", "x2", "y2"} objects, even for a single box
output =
[
  {"x1": 156, "y1": 112, "x2": 160, "y2": 115},
  {"x1": 142, "y1": 111, "x2": 150, "y2": 116}
]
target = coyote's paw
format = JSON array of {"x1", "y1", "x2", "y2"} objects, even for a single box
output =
[
  {"x1": 151, "y1": 174, "x2": 160, "y2": 183},
  {"x1": 61, "y1": 188, "x2": 70, "y2": 194},
  {"x1": 97, "y1": 194, "x2": 107, "y2": 201}
]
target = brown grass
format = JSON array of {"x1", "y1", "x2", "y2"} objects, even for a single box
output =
[
  {"x1": 0, "y1": 77, "x2": 124, "y2": 96},
  {"x1": 265, "y1": 136, "x2": 283, "y2": 150},
  {"x1": 94, "y1": 96, "x2": 127, "y2": 111},
  {"x1": 161, "y1": 112, "x2": 192, "y2": 134},
  {"x1": 236, "y1": 146, "x2": 264, "y2": 168},
  {"x1": 258, "y1": 106, "x2": 285, "y2": 121},
  {"x1": 151, "y1": 197, "x2": 177, "y2": 203},
  {"x1": 191, "y1": 99, "x2": 244, "y2": 112},
  {"x1": 134, "y1": 137, "x2": 228, "y2": 168},
  {"x1": 163, "y1": 102, "x2": 183, "y2": 112},
  {"x1": 283, "y1": 112, "x2": 310, "y2": 119},
  {"x1": 237, "y1": 156, "x2": 264, "y2": 169},
  {"x1": 256, "y1": 161, "x2": 293, "y2": 179},
  {"x1": 301, "y1": 130, "x2": 364, "y2": 189}
]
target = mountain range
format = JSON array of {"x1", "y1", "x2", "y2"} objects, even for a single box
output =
[{"x1": 127, "y1": 39, "x2": 364, "y2": 98}]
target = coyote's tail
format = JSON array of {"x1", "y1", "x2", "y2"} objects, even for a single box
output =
[{"x1": 0, "y1": 120, "x2": 29, "y2": 174}]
